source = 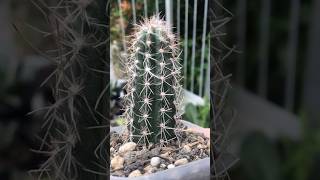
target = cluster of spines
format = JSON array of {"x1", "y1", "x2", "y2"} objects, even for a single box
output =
[
  {"x1": 122, "y1": 16, "x2": 184, "y2": 145},
  {"x1": 28, "y1": 0, "x2": 108, "y2": 179}
]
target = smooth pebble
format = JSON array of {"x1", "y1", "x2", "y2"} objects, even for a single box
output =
[
  {"x1": 118, "y1": 142, "x2": 137, "y2": 154},
  {"x1": 174, "y1": 158, "x2": 188, "y2": 166},
  {"x1": 111, "y1": 156, "x2": 124, "y2": 170},
  {"x1": 128, "y1": 170, "x2": 142, "y2": 177},
  {"x1": 150, "y1": 157, "x2": 161, "y2": 167}
]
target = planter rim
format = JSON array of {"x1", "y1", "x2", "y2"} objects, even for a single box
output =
[{"x1": 110, "y1": 158, "x2": 210, "y2": 180}]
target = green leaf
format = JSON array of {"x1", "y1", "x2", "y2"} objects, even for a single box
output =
[{"x1": 184, "y1": 103, "x2": 199, "y2": 125}]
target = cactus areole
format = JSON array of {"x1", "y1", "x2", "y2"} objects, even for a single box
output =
[{"x1": 123, "y1": 16, "x2": 183, "y2": 145}]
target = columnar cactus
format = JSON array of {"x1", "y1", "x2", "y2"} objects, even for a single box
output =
[
  {"x1": 29, "y1": 1, "x2": 108, "y2": 179},
  {"x1": 123, "y1": 16, "x2": 183, "y2": 145}
]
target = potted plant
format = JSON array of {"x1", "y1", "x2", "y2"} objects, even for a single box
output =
[{"x1": 110, "y1": 16, "x2": 210, "y2": 179}]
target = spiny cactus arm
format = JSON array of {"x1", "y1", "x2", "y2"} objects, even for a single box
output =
[
  {"x1": 124, "y1": 16, "x2": 183, "y2": 145},
  {"x1": 29, "y1": 0, "x2": 109, "y2": 179}
]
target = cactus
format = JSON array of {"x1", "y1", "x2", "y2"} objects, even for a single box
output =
[
  {"x1": 28, "y1": 0, "x2": 109, "y2": 180},
  {"x1": 123, "y1": 16, "x2": 183, "y2": 145},
  {"x1": 210, "y1": 1, "x2": 237, "y2": 178}
]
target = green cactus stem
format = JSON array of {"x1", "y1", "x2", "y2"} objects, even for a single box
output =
[{"x1": 123, "y1": 16, "x2": 183, "y2": 145}]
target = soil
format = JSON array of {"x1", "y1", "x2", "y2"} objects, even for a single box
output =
[{"x1": 110, "y1": 127, "x2": 210, "y2": 177}]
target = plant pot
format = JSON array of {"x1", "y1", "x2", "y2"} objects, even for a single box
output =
[{"x1": 110, "y1": 120, "x2": 210, "y2": 180}]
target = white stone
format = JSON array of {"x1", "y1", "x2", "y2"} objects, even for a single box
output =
[
  {"x1": 160, "y1": 163, "x2": 166, "y2": 168},
  {"x1": 118, "y1": 142, "x2": 137, "y2": 154},
  {"x1": 110, "y1": 147, "x2": 115, "y2": 153},
  {"x1": 128, "y1": 170, "x2": 142, "y2": 177},
  {"x1": 167, "y1": 164, "x2": 175, "y2": 169},
  {"x1": 174, "y1": 158, "x2": 188, "y2": 166},
  {"x1": 111, "y1": 156, "x2": 124, "y2": 170},
  {"x1": 150, "y1": 157, "x2": 161, "y2": 167}
]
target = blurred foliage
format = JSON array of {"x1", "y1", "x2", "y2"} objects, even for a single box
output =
[
  {"x1": 281, "y1": 112, "x2": 320, "y2": 180},
  {"x1": 231, "y1": 114, "x2": 320, "y2": 180},
  {"x1": 110, "y1": 0, "x2": 210, "y2": 94},
  {"x1": 184, "y1": 37, "x2": 210, "y2": 94},
  {"x1": 239, "y1": 133, "x2": 283, "y2": 180},
  {"x1": 0, "y1": 58, "x2": 49, "y2": 180},
  {"x1": 115, "y1": 117, "x2": 126, "y2": 126},
  {"x1": 222, "y1": 0, "x2": 320, "y2": 179},
  {"x1": 110, "y1": 0, "x2": 152, "y2": 43},
  {"x1": 224, "y1": 0, "x2": 312, "y2": 111},
  {"x1": 183, "y1": 97, "x2": 210, "y2": 128}
]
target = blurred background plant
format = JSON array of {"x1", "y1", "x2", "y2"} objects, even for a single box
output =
[
  {"x1": 223, "y1": 0, "x2": 320, "y2": 179},
  {"x1": 183, "y1": 98, "x2": 210, "y2": 128}
]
